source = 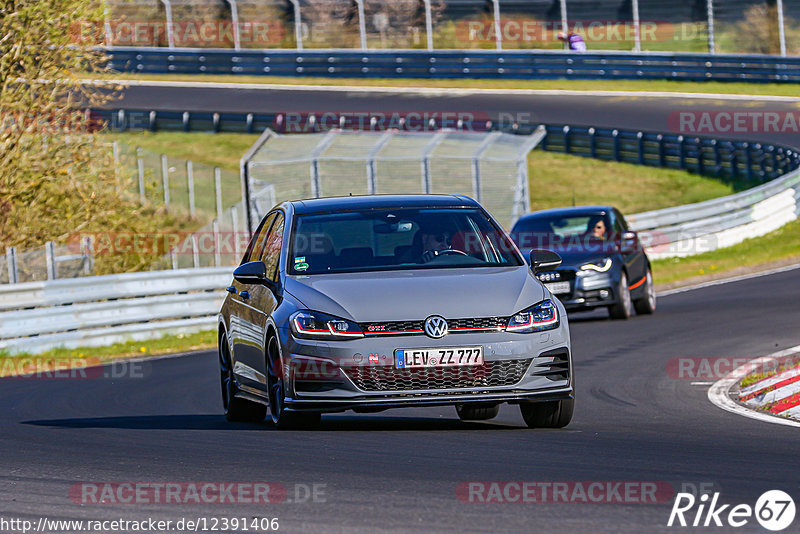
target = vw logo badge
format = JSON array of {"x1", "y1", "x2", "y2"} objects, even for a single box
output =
[{"x1": 424, "y1": 315, "x2": 448, "y2": 339}]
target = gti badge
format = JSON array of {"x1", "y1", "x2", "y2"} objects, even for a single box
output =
[{"x1": 424, "y1": 315, "x2": 448, "y2": 339}]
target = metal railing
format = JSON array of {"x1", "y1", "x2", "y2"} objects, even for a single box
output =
[
  {"x1": 0, "y1": 267, "x2": 231, "y2": 355},
  {"x1": 106, "y1": 47, "x2": 800, "y2": 82}
]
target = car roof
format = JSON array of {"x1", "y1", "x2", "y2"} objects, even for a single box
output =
[
  {"x1": 290, "y1": 194, "x2": 479, "y2": 215},
  {"x1": 516, "y1": 205, "x2": 614, "y2": 221}
]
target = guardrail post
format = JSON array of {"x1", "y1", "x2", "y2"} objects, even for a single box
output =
[
  {"x1": 711, "y1": 139, "x2": 721, "y2": 175},
  {"x1": 191, "y1": 235, "x2": 200, "y2": 268},
  {"x1": 678, "y1": 135, "x2": 686, "y2": 169},
  {"x1": 637, "y1": 131, "x2": 645, "y2": 165},
  {"x1": 563, "y1": 125, "x2": 571, "y2": 154},
  {"x1": 170, "y1": 248, "x2": 178, "y2": 270},
  {"x1": 744, "y1": 142, "x2": 753, "y2": 181},
  {"x1": 182, "y1": 112, "x2": 190, "y2": 132},
  {"x1": 767, "y1": 146, "x2": 777, "y2": 179},
  {"x1": 149, "y1": 110, "x2": 157, "y2": 132},
  {"x1": 161, "y1": 154, "x2": 170, "y2": 208},
  {"x1": 45, "y1": 241, "x2": 57, "y2": 281},
  {"x1": 612, "y1": 130, "x2": 620, "y2": 161},
  {"x1": 6, "y1": 247, "x2": 18, "y2": 284},
  {"x1": 657, "y1": 134, "x2": 665, "y2": 167},
  {"x1": 137, "y1": 147, "x2": 146, "y2": 203},
  {"x1": 588, "y1": 128, "x2": 596, "y2": 158},
  {"x1": 117, "y1": 109, "x2": 126, "y2": 131},
  {"x1": 186, "y1": 160, "x2": 196, "y2": 218},
  {"x1": 215, "y1": 167, "x2": 223, "y2": 222},
  {"x1": 729, "y1": 143, "x2": 739, "y2": 180},
  {"x1": 81, "y1": 236, "x2": 94, "y2": 276},
  {"x1": 696, "y1": 139, "x2": 705, "y2": 175}
]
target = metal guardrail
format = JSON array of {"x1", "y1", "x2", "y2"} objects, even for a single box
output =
[
  {"x1": 0, "y1": 267, "x2": 232, "y2": 355},
  {"x1": 107, "y1": 48, "x2": 800, "y2": 82}
]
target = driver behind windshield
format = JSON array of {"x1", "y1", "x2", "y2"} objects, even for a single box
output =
[
  {"x1": 420, "y1": 229, "x2": 453, "y2": 263},
  {"x1": 586, "y1": 215, "x2": 608, "y2": 240}
]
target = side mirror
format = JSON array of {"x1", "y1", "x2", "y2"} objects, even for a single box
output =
[
  {"x1": 233, "y1": 261, "x2": 268, "y2": 285},
  {"x1": 619, "y1": 231, "x2": 638, "y2": 253},
  {"x1": 529, "y1": 249, "x2": 562, "y2": 274}
]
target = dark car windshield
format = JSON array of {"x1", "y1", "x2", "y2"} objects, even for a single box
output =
[
  {"x1": 289, "y1": 207, "x2": 523, "y2": 275},
  {"x1": 511, "y1": 212, "x2": 617, "y2": 253}
]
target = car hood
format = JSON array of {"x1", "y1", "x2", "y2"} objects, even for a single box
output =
[{"x1": 284, "y1": 266, "x2": 544, "y2": 322}]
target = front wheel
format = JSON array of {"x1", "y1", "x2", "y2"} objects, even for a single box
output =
[
  {"x1": 266, "y1": 336, "x2": 321, "y2": 430},
  {"x1": 608, "y1": 271, "x2": 633, "y2": 320},
  {"x1": 220, "y1": 335, "x2": 266, "y2": 423},
  {"x1": 633, "y1": 269, "x2": 656, "y2": 315},
  {"x1": 520, "y1": 399, "x2": 574, "y2": 428}
]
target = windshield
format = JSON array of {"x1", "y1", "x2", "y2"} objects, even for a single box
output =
[
  {"x1": 289, "y1": 207, "x2": 523, "y2": 275},
  {"x1": 511, "y1": 212, "x2": 617, "y2": 253}
]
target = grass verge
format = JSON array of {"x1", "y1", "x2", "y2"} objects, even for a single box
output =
[
  {"x1": 0, "y1": 330, "x2": 217, "y2": 377},
  {"x1": 102, "y1": 73, "x2": 800, "y2": 98}
]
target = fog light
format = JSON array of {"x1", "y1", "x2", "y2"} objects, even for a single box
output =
[{"x1": 599, "y1": 289, "x2": 610, "y2": 299}]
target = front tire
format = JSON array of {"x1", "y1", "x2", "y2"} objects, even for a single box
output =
[
  {"x1": 266, "y1": 335, "x2": 321, "y2": 430},
  {"x1": 219, "y1": 335, "x2": 266, "y2": 423},
  {"x1": 520, "y1": 399, "x2": 574, "y2": 428},
  {"x1": 456, "y1": 403, "x2": 500, "y2": 421},
  {"x1": 608, "y1": 271, "x2": 633, "y2": 320},
  {"x1": 633, "y1": 269, "x2": 656, "y2": 315}
]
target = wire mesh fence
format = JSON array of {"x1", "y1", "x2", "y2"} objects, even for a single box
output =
[
  {"x1": 244, "y1": 128, "x2": 545, "y2": 231},
  {"x1": 101, "y1": 0, "x2": 799, "y2": 55}
]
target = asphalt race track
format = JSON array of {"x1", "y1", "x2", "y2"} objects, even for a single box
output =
[
  {"x1": 2, "y1": 267, "x2": 799, "y2": 533},
  {"x1": 112, "y1": 83, "x2": 800, "y2": 149}
]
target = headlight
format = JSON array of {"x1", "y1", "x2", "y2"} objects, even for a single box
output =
[
  {"x1": 290, "y1": 310, "x2": 364, "y2": 340},
  {"x1": 506, "y1": 300, "x2": 559, "y2": 333},
  {"x1": 580, "y1": 258, "x2": 612, "y2": 272}
]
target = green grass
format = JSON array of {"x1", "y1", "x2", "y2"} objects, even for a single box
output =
[
  {"x1": 652, "y1": 218, "x2": 800, "y2": 285},
  {"x1": 0, "y1": 330, "x2": 217, "y2": 375},
  {"x1": 528, "y1": 151, "x2": 733, "y2": 213},
  {"x1": 103, "y1": 72, "x2": 800, "y2": 98}
]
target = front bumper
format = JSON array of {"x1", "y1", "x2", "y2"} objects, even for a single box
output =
[
  {"x1": 544, "y1": 270, "x2": 619, "y2": 311},
  {"x1": 278, "y1": 320, "x2": 573, "y2": 413}
]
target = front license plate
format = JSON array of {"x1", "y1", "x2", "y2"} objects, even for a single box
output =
[
  {"x1": 395, "y1": 347, "x2": 484, "y2": 369},
  {"x1": 545, "y1": 281, "x2": 571, "y2": 295}
]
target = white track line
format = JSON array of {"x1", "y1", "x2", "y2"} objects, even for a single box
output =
[
  {"x1": 707, "y1": 345, "x2": 800, "y2": 428},
  {"x1": 94, "y1": 79, "x2": 800, "y2": 102}
]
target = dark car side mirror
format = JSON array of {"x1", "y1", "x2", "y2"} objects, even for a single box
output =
[
  {"x1": 619, "y1": 231, "x2": 638, "y2": 253},
  {"x1": 529, "y1": 249, "x2": 562, "y2": 274},
  {"x1": 233, "y1": 261, "x2": 268, "y2": 285}
]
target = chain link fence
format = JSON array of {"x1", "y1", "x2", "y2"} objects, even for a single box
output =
[{"x1": 101, "y1": 0, "x2": 799, "y2": 55}]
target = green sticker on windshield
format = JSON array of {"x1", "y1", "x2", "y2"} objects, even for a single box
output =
[{"x1": 295, "y1": 262, "x2": 309, "y2": 271}]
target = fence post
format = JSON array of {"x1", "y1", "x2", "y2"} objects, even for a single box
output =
[
  {"x1": 6, "y1": 247, "x2": 17, "y2": 284},
  {"x1": 632, "y1": 0, "x2": 641, "y2": 52},
  {"x1": 213, "y1": 219, "x2": 221, "y2": 267},
  {"x1": 492, "y1": 0, "x2": 502, "y2": 50},
  {"x1": 191, "y1": 235, "x2": 200, "y2": 268},
  {"x1": 170, "y1": 249, "x2": 178, "y2": 270},
  {"x1": 226, "y1": 0, "x2": 241, "y2": 50},
  {"x1": 45, "y1": 241, "x2": 57, "y2": 280},
  {"x1": 161, "y1": 154, "x2": 170, "y2": 208},
  {"x1": 706, "y1": 0, "x2": 715, "y2": 54},
  {"x1": 423, "y1": 0, "x2": 434, "y2": 50},
  {"x1": 777, "y1": 0, "x2": 787, "y2": 57},
  {"x1": 186, "y1": 160, "x2": 196, "y2": 218},
  {"x1": 215, "y1": 167, "x2": 224, "y2": 221},
  {"x1": 559, "y1": 0, "x2": 568, "y2": 49},
  {"x1": 137, "y1": 147, "x2": 146, "y2": 203},
  {"x1": 354, "y1": 0, "x2": 367, "y2": 50},
  {"x1": 288, "y1": 0, "x2": 303, "y2": 50},
  {"x1": 82, "y1": 236, "x2": 94, "y2": 276},
  {"x1": 160, "y1": 0, "x2": 176, "y2": 49}
]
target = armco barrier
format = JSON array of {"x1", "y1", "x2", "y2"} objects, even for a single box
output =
[
  {"x1": 106, "y1": 48, "x2": 800, "y2": 83},
  {"x1": 0, "y1": 267, "x2": 232, "y2": 354}
]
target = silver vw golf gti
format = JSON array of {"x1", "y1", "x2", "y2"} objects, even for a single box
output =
[{"x1": 218, "y1": 195, "x2": 574, "y2": 429}]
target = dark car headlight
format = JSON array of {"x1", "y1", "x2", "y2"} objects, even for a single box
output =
[
  {"x1": 290, "y1": 310, "x2": 364, "y2": 340},
  {"x1": 506, "y1": 300, "x2": 559, "y2": 333}
]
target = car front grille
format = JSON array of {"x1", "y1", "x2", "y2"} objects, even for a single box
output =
[
  {"x1": 341, "y1": 358, "x2": 532, "y2": 392},
  {"x1": 361, "y1": 316, "x2": 508, "y2": 336}
]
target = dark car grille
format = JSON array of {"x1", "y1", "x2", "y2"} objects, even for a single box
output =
[
  {"x1": 361, "y1": 316, "x2": 508, "y2": 336},
  {"x1": 341, "y1": 359, "x2": 532, "y2": 392},
  {"x1": 530, "y1": 348, "x2": 570, "y2": 382}
]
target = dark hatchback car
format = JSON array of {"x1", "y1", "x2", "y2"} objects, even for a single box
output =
[{"x1": 510, "y1": 206, "x2": 656, "y2": 319}]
